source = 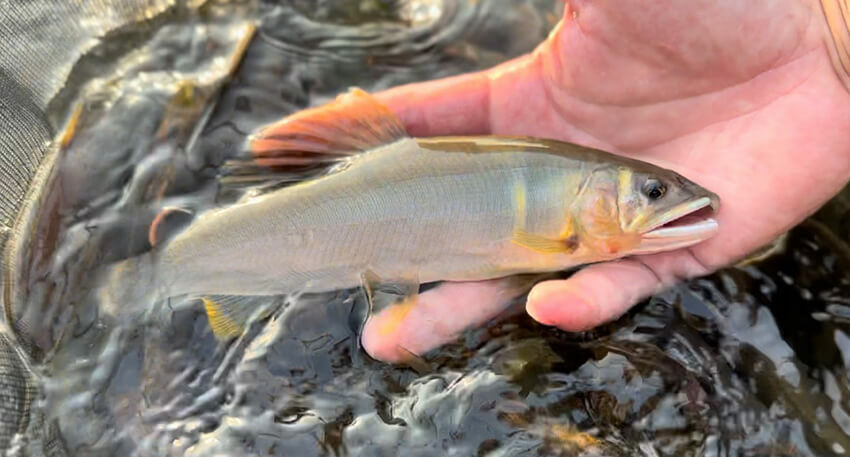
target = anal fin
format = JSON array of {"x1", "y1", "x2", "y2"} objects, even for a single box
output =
[
  {"x1": 202, "y1": 295, "x2": 277, "y2": 342},
  {"x1": 511, "y1": 180, "x2": 578, "y2": 254}
]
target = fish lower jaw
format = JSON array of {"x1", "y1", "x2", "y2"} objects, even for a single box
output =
[{"x1": 633, "y1": 217, "x2": 719, "y2": 255}]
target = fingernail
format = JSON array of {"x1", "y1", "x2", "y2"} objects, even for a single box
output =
[
  {"x1": 526, "y1": 286, "x2": 555, "y2": 325},
  {"x1": 526, "y1": 282, "x2": 601, "y2": 332}
]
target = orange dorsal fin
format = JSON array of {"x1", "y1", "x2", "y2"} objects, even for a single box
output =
[
  {"x1": 220, "y1": 88, "x2": 409, "y2": 192},
  {"x1": 247, "y1": 87, "x2": 408, "y2": 164}
]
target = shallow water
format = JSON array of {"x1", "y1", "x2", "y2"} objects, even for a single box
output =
[{"x1": 6, "y1": 1, "x2": 850, "y2": 456}]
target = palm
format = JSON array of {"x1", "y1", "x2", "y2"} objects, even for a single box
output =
[{"x1": 364, "y1": 0, "x2": 850, "y2": 361}]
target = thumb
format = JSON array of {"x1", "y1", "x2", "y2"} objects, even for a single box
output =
[{"x1": 526, "y1": 252, "x2": 710, "y2": 331}]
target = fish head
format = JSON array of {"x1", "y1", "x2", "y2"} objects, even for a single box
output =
[{"x1": 575, "y1": 164, "x2": 719, "y2": 256}]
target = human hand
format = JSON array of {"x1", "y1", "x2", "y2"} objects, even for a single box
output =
[{"x1": 361, "y1": 0, "x2": 850, "y2": 363}]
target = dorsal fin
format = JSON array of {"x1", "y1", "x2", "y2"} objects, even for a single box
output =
[
  {"x1": 248, "y1": 87, "x2": 408, "y2": 161},
  {"x1": 220, "y1": 88, "x2": 408, "y2": 192}
]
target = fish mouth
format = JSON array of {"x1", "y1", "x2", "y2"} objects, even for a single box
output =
[{"x1": 634, "y1": 196, "x2": 720, "y2": 255}]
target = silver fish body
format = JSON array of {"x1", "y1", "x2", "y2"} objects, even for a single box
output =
[
  {"x1": 158, "y1": 137, "x2": 596, "y2": 297},
  {"x1": 114, "y1": 87, "x2": 718, "y2": 324}
]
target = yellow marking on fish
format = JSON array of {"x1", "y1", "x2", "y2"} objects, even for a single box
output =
[
  {"x1": 512, "y1": 229, "x2": 577, "y2": 254},
  {"x1": 514, "y1": 180, "x2": 527, "y2": 229},
  {"x1": 203, "y1": 298, "x2": 243, "y2": 341},
  {"x1": 617, "y1": 167, "x2": 652, "y2": 232},
  {"x1": 375, "y1": 298, "x2": 416, "y2": 337},
  {"x1": 558, "y1": 216, "x2": 575, "y2": 241},
  {"x1": 617, "y1": 167, "x2": 632, "y2": 230},
  {"x1": 59, "y1": 102, "x2": 83, "y2": 149},
  {"x1": 511, "y1": 180, "x2": 578, "y2": 254}
]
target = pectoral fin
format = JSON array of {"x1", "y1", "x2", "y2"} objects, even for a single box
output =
[
  {"x1": 360, "y1": 270, "x2": 419, "y2": 312},
  {"x1": 357, "y1": 271, "x2": 420, "y2": 336},
  {"x1": 511, "y1": 229, "x2": 578, "y2": 254},
  {"x1": 356, "y1": 271, "x2": 432, "y2": 371},
  {"x1": 511, "y1": 180, "x2": 578, "y2": 254},
  {"x1": 735, "y1": 232, "x2": 788, "y2": 267},
  {"x1": 394, "y1": 346, "x2": 433, "y2": 375},
  {"x1": 202, "y1": 295, "x2": 277, "y2": 341}
]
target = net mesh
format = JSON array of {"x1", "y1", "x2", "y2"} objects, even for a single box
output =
[
  {"x1": 0, "y1": 0, "x2": 175, "y2": 231},
  {"x1": 0, "y1": 2, "x2": 178, "y2": 453}
]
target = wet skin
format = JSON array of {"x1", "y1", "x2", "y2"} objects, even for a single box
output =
[{"x1": 356, "y1": 0, "x2": 850, "y2": 362}]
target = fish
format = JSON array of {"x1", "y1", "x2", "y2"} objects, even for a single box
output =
[{"x1": 105, "y1": 88, "x2": 720, "y2": 341}]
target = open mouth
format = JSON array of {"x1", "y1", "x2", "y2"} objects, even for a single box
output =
[{"x1": 635, "y1": 196, "x2": 719, "y2": 254}]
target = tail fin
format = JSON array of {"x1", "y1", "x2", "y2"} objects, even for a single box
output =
[
  {"x1": 99, "y1": 203, "x2": 194, "y2": 317},
  {"x1": 97, "y1": 251, "x2": 161, "y2": 320}
]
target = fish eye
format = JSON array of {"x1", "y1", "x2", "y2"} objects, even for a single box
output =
[{"x1": 642, "y1": 178, "x2": 667, "y2": 200}]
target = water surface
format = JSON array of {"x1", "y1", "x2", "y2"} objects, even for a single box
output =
[{"x1": 6, "y1": 1, "x2": 850, "y2": 456}]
